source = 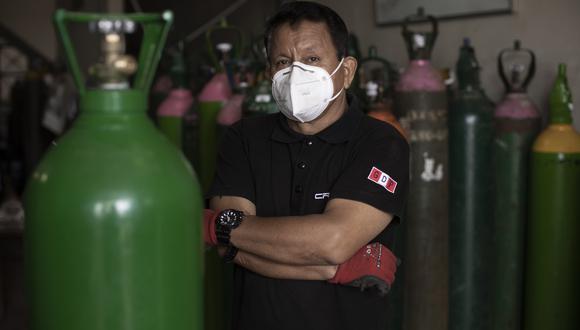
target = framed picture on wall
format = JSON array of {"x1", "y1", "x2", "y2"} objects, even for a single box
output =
[{"x1": 375, "y1": 0, "x2": 512, "y2": 26}]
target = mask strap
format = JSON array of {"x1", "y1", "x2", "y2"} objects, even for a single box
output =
[
  {"x1": 328, "y1": 87, "x2": 344, "y2": 102},
  {"x1": 326, "y1": 58, "x2": 345, "y2": 102},
  {"x1": 329, "y1": 58, "x2": 345, "y2": 77}
]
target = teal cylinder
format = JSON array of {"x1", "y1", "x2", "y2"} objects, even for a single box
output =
[
  {"x1": 492, "y1": 40, "x2": 541, "y2": 330},
  {"x1": 491, "y1": 113, "x2": 539, "y2": 330},
  {"x1": 448, "y1": 40, "x2": 494, "y2": 330}
]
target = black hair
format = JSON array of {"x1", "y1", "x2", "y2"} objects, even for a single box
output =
[{"x1": 263, "y1": 1, "x2": 349, "y2": 61}]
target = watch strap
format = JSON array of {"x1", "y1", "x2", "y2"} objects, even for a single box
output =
[{"x1": 223, "y1": 245, "x2": 239, "y2": 263}]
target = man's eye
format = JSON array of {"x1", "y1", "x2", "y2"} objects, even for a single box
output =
[
  {"x1": 276, "y1": 59, "x2": 290, "y2": 66},
  {"x1": 307, "y1": 56, "x2": 320, "y2": 63}
]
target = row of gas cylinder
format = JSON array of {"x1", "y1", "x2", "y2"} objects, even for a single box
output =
[{"x1": 384, "y1": 12, "x2": 580, "y2": 330}]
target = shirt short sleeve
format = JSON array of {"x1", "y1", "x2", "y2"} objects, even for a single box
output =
[
  {"x1": 206, "y1": 123, "x2": 256, "y2": 203},
  {"x1": 330, "y1": 127, "x2": 409, "y2": 219}
]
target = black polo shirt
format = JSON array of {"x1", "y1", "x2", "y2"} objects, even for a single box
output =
[{"x1": 208, "y1": 97, "x2": 409, "y2": 330}]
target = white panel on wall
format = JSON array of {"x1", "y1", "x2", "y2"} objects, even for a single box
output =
[{"x1": 375, "y1": 0, "x2": 512, "y2": 25}]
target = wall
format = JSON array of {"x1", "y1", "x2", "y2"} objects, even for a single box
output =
[
  {"x1": 316, "y1": 0, "x2": 580, "y2": 130},
  {"x1": 0, "y1": 0, "x2": 57, "y2": 60},
  {"x1": 3, "y1": 0, "x2": 579, "y2": 131},
  {"x1": 0, "y1": 0, "x2": 125, "y2": 61}
]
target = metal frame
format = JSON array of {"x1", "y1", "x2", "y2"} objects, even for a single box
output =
[{"x1": 374, "y1": 0, "x2": 513, "y2": 26}]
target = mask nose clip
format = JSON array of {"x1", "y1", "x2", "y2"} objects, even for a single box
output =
[{"x1": 292, "y1": 62, "x2": 315, "y2": 73}]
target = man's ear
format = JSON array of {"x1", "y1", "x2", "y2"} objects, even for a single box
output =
[{"x1": 342, "y1": 56, "x2": 358, "y2": 89}]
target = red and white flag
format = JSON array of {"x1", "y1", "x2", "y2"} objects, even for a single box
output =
[{"x1": 367, "y1": 166, "x2": 397, "y2": 193}]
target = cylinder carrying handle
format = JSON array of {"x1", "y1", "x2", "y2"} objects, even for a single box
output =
[
  {"x1": 401, "y1": 7, "x2": 439, "y2": 44},
  {"x1": 497, "y1": 40, "x2": 536, "y2": 92},
  {"x1": 401, "y1": 7, "x2": 439, "y2": 60},
  {"x1": 205, "y1": 19, "x2": 244, "y2": 71},
  {"x1": 54, "y1": 9, "x2": 173, "y2": 95}
]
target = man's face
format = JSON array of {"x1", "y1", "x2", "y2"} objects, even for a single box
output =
[{"x1": 268, "y1": 20, "x2": 348, "y2": 96}]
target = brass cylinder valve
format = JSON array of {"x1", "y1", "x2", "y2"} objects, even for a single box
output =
[{"x1": 89, "y1": 19, "x2": 138, "y2": 89}]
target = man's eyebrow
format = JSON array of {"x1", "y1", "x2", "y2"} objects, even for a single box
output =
[
  {"x1": 303, "y1": 46, "x2": 319, "y2": 52},
  {"x1": 272, "y1": 47, "x2": 319, "y2": 57},
  {"x1": 298, "y1": 44, "x2": 322, "y2": 53},
  {"x1": 272, "y1": 52, "x2": 290, "y2": 59}
]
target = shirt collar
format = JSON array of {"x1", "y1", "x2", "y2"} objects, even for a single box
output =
[{"x1": 271, "y1": 94, "x2": 363, "y2": 144}]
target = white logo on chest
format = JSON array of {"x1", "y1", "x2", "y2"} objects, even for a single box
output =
[{"x1": 314, "y1": 192, "x2": 330, "y2": 200}]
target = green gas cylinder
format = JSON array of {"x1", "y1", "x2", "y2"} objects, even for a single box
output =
[
  {"x1": 156, "y1": 48, "x2": 193, "y2": 149},
  {"x1": 197, "y1": 41, "x2": 233, "y2": 330},
  {"x1": 448, "y1": 39, "x2": 494, "y2": 330},
  {"x1": 243, "y1": 35, "x2": 277, "y2": 118},
  {"x1": 524, "y1": 64, "x2": 580, "y2": 330},
  {"x1": 24, "y1": 11, "x2": 203, "y2": 330},
  {"x1": 243, "y1": 78, "x2": 278, "y2": 117},
  {"x1": 492, "y1": 40, "x2": 541, "y2": 330},
  {"x1": 197, "y1": 22, "x2": 241, "y2": 193}
]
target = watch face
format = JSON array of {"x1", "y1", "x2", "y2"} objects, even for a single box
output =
[
  {"x1": 216, "y1": 210, "x2": 244, "y2": 246},
  {"x1": 219, "y1": 211, "x2": 236, "y2": 226}
]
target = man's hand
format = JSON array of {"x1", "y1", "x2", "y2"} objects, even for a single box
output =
[
  {"x1": 328, "y1": 242, "x2": 397, "y2": 296},
  {"x1": 203, "y1": 209, "x2": 218, "y2": 246}
]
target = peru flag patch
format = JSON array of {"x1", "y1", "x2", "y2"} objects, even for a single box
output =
[{"x1": 368, "y1": 166, "x2": 397, "y2": 193}]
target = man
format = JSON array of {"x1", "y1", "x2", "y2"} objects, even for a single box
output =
[{"x1": 203, "y1": 2, "x2": 409, "y2": 329}]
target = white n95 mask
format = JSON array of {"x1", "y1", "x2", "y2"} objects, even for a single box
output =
[{"x1": 272, "y1": 58, "x2": 344, "y2": 123}]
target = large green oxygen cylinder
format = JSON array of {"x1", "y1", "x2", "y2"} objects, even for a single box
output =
[
  {"x1": 24, "y1": 11, "x2": 203, "y2": 330},
  {"x1": 448, "y1": 39, "x2": 494, "y2": 330},
  {"x1": 394, "y1": 10, "x2": 448, "y2": 330},
  {"x1": 492, "y1": 40, "x2": 541, "y2": 330},
  {"x1": 524, "y1": 63, "x2": 580, "y2": 330}
]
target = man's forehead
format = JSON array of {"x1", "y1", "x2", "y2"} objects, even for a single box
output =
[
  {"x1": 270, "y1": 21, "x2": 334, "y2": 52},
  {"x1": 276, "y1": 20, "x2": 330, "y2": 36}
]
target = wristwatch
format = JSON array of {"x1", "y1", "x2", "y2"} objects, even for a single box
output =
[{"x1": 215, "y1": 209, "x2": 245, "y2": 246}]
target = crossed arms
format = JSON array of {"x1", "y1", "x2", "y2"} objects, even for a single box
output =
[{"x1": 209, "y1": 195, "x2": 393, "y2": 280}]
